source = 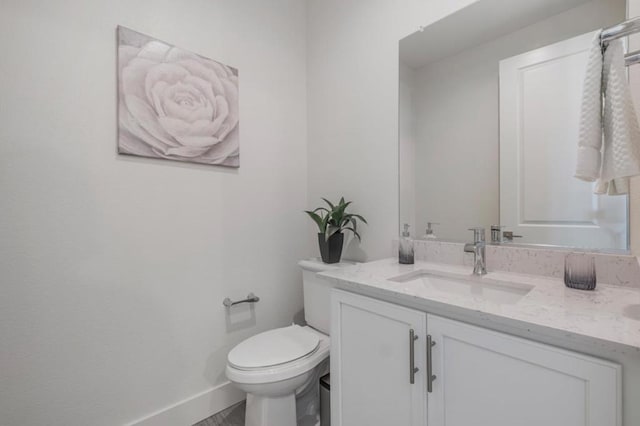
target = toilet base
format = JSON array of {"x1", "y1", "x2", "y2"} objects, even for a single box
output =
[{"x1": 245, "y1": 392, "x2": 296, "y2": 426}]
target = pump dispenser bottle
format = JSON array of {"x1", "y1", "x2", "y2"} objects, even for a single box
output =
[
  {"x1": 423, "y1": 222, "x2": 439, "y2": 240},
  {"x1": 399, "y1": 224, "x2": 414, "y2": 264}
]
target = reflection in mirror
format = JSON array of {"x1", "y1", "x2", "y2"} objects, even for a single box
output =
[{"x1": 399, "y1": 0, "x2": 629, "y2": 250}]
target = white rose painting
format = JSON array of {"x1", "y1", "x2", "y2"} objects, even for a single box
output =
[{"x1": 117, "y1": 26, "x2": 239, "y2": 167}]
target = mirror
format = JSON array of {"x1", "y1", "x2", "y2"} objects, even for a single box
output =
[{"x1": 399, "y1": 0, "x2": 629, "y2": 250}]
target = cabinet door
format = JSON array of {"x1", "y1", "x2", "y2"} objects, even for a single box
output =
[
  {"x1": 331, "y1": 289, "x2": 427, "y2": 426},
  {"x1": 427, "y1": 314, "x2": 621, "y2": 426}
]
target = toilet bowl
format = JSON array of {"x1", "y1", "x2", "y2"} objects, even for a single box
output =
[
  {"x1": 226, "y1": 258, "x2": 355, "y2": 426},
  {"x1": 226, "y1": 325, "x2": 330, "y2": 426}
]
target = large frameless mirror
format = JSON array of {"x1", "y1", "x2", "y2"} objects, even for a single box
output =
[{"x1": 399, "y1": 0, "x2": 630, "y2": 250}]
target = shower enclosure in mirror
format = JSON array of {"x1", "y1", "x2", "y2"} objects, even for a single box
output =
[{"x1": 399, "y1": 0, "x2": 630, "y2": 250}]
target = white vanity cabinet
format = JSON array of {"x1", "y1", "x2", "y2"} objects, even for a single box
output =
[
  {"x1": 331, "y1": 289, "x2": 622, "y2": 426},
  {"x1": 331, "y1": 289, "x2": 427, "y2": 426}
]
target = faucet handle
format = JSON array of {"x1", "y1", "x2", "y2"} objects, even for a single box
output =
[
  {"x1": 503, "y1": 231, "x2": 523, "y2": 242},
  {"x1": 467, "y1": 227, "x2": 486, "y2": 243},
  {"x1": 490, "y1": 225, "x2": 506, "y2": 243}
]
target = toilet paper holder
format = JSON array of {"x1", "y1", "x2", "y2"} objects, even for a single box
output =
[{"x1": 223, "y1": 293, "x2": 260, "y2": 308}]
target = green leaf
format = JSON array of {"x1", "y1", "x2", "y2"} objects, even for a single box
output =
[
  {"x1": 342, "y1": 226, "x2": 361, "y2": 241},
  {"x1": 313, "y1": 207, "x2": 330, "y2": 215},
  {"x1": 341, "y1": 213, "x2": 364, "y2": 228},
  {"x1": 324, "y1": 225, "x2": 342, "y2": 241},
  {"x1": 321, "y1": 198, "x2": 335, "y2": 210},
  {"x1": 321, "y1": 214, "x2": 330, "y2": 231},
  {"x1": 347, "y1": 213, "x2": 367, "y2": 224},
  {"x1": 331, "y1": 201, "x2": 351, "y2": 224},
  {"x1": 305, "y1": 210, "x2": 326, "y2": 232}
]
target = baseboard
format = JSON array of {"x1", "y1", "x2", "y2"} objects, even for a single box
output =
[{"x1": 125, "y1": 381, "x2": 246, "y2": 426}]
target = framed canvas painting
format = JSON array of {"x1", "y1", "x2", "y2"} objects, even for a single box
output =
[{"x1": 117, "y1": 26, "x2": 239, "y2": 167}]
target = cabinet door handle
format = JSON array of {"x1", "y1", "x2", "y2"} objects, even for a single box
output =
[
  {"x1": 426, "y1": 334, "x2": 437, "y2": 392},
  {"x1": 409, "y1": 329, "x2": 419, "y2": 384}
]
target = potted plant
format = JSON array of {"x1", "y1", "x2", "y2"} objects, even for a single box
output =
[{"x1": 305, "y1": 197, "x2": 367, "y2": 264}]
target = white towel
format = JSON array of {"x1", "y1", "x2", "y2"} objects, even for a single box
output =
[
  {"x1": 575, "y1": 32, "x2": 603, "y2": 182},
  {"x1": 597, "y1": 40, "x2": 640, "y2": 195}
]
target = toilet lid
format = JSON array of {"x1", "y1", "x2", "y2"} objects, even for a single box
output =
[{"x1": 228, "y1": 325, "x2": 320, "y2": 369}]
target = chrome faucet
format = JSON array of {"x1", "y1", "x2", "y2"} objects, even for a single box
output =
[{"x1": 464, "y1": 227, "x2": 487, "y2": 276}]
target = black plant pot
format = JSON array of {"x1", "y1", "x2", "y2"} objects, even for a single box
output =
[{"x1": 318, "y1": 232, "x2": 344, "y2": 264}]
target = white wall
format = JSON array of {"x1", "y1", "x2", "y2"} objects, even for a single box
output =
[
  {"x1": 0, "y1": 1, "x2": 308, "y2": 425},
  {"x1": 399, "y1": 63, "x2": 417, "y2": 234},
  {"x1": 411, "y1": 43, "x2": 500, "y2": 242},
  {"x1": 408, "y1": 0, "x2": 624, "y2": 242},
  {"x1": 306, "y1": 0, "x2": 478, "y2": 260}
]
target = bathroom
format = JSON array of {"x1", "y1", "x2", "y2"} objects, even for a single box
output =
[{"x1": 2, "y1": 0, "x2": 640, "y2": 425}]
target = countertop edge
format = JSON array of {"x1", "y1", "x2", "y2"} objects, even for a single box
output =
[{"x1": 320, "y1": 263, "x2": 640, "y2": 358}]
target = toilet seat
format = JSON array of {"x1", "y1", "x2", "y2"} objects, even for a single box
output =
[
  {"x1": 226, "y1": 326, "x2": 330, "y2": 385},
  {"x1": 228, "y1": 325, "x2": 320, "y2": 370}
]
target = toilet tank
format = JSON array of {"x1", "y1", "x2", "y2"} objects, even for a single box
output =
[{"x1": 298, "y1": 259, "x2": 356, "y2": 335}]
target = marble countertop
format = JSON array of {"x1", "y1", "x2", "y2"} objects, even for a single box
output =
[{"x1": 320, "y1": 258, "x2": 640, "y2": 355}]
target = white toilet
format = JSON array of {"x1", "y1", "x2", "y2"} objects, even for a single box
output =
[{"x1": 226, "y1": 259, "x2": 353, "y2": 426}]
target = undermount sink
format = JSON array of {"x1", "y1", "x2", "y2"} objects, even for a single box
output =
[{"x1": 389, "y1": 270, "x2": 534, "y2": 304}]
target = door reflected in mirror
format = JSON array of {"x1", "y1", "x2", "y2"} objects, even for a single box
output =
[{"x1": 399, "y1": 0, "x2": 629, "y2": 250}]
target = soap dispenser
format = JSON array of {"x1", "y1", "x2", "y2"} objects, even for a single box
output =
[
  {"x1": 399, "y1": 224, "x2": 414, "y2": 264},
  {"x1": 423, "y1": 222, "x2": 439, "y2": 240}
]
